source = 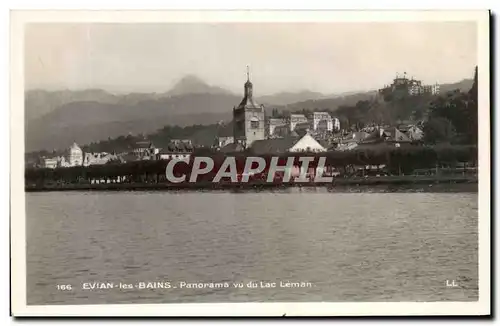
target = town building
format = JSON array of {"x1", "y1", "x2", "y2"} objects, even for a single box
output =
[
  {"x1": 334, "y1": 125, "x2": 415, "y2": 151},
  {"x1": 272, "y1": 124, "x2": 292, "y2": 138},
  {"x1": 380, "y1": 127, "x2": 412, "y2": 143},
  {"x1": 267, "y1": 118, "x2": 288, "y2": 137},
  {"x1": 83, "y1": 152, "x2": 117, "y2": 166},
  {"x1": 266, "y1": 112, "x2": 339, "y2": 139},
  {"x1": 67, "y1": 142, "x2": 83, "y2": 166},
  {"x1": 214, "y1": 136, "x2": 234, "y2": 149},
  {"x1": 312, "y1": 112, "x2": 334, "y2": 132},
  {"x1": 210, "y1": 122, "x2": 235, "y2": 149},
  {"x1": 232, "y1": 67, "x2": 265, "y2": 148},
  {"x1": 333, "y1": 117, "x2": 341, "y2": 131},
  {"x1": 294, "y1": 121, "x2": 311, "y2": 137},
  {"x1": 378, "y1": 72, "x2": 440, "y2": 100},
  {"x1": 170, "y1": 139, "x2": 193, "y2": 146},
  {"x1": 405, "y1": 125, "x2": 424, "y2": 141},
  {"x1": 249, "y1": 133, "x2": 326, "y2": 155},
  {"x1": 157, "y1": 141, "x2": 193, "y2": 160},
  {"x1": 289, "y1": 114, "x2": 308, "y2": 131},
  {"x1": 133, "y1": 141, "x2": 159, "y2": 160},
  {"x1": 40, "y1": 142, "x2": 84, "y2": 168},
  {"x1": 288, "y1": 133, "x2": 327, "y2": 153},
  {"x1": 117, "y1": 152, "x2": 139, "y2": 164},
  {"x1": 43, "y1": 157, "x2": 58, "y2": 169},
  {"x1": 219, "y1": 142, "x2": 245, "y2": 154},
  {"x1": 335, "y1": 131, "x2": 369, "y2": 151}
]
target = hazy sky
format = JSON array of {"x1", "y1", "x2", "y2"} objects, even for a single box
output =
[{"x1": 25, "y1": 22, "x2": 477, "y2": 95}]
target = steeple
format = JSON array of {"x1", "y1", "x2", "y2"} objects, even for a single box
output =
[
  {"x1": 235, "y1": 66, "x2": 260, "y2": 111},
  {"x1": 244, "y1": 65, "x2": 253, "y2": 98}
]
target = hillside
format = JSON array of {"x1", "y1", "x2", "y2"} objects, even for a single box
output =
[
  {"x1": 25, "y1": 93, "x2": 237, "y2": 151},
  {"x1": 25, "y1": 76, "x2": 235, "y2": 123},
  {"x1": 24, "y1": 75, "x2": 334, "y2": 151},
  {"x1": 24, "y1": 75, "x2": 475, "y2": 152},
  {"x1": 25, "y1": 89, "x2": 119, "y2": 121},
  {"x1": 438, "y1": 78, "x2": 474, "y2": 93},
  {"x1": 258, "y1": 90, "x2": 325, "y2": 106},
  {"x1": 273, "y1": 91, "x2": 379, "y2": 112}
]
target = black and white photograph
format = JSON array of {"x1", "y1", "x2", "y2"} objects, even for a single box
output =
[{"x1": 10, "y1": 10, "x2": 490, "y2": 317}]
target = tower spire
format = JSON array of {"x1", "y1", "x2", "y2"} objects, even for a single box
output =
[{"x1": 247, "y1": 65, "x2": 250, "y2": 81}]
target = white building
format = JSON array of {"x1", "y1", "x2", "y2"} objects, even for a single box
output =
[
  {"x1": 431, "y1": 83, "x2": 440, "y2": 95},
  {"x1": 83, "y1": 152, "x2": 117, "y2": 166},
  {"x1": 41, "y1": 143, "x2": 84, "y2": 168},
  {"x1": 267, "y1": 118, "x2": 288, "y2": 137},
  {"x1": 289, "y1": 114, "x2": 308, "y2": 131},
  {"x1": 407, "y1": 81, "x2": 440, "y2": 96},
  {"x1": 43, "y1": 157, "x2": 58, "y2": 169},
  {"x1": 42, "y1": 155, "x2": 69, "y2": 168},
  {"x1": 215, "y1": 136, "x2": 234, "y2": 148},
  {"x1": 156, "y1": 141, "x2": 193, "y2": 161},
  {"x1": 171, "y1": 139, "x2": 193, "y2": 146},
  {"x1": 250, "y1": 132, "x2": 326, "y2": 155},
  {"x1": 289, "y1": 133, "x2": 327, "y2": 153},
  {"x1": 312, "y1": 112, "x2": 333, "y2": 132},
  {"x1": 157, "y1": 152, "x2": 191, "y2": 161},
  {"x1": 333, "y1": 117, "x2": 340, "y2": 131},
  {"x1": 67, "y1": 142, "x2": 83, "y2": 166}
]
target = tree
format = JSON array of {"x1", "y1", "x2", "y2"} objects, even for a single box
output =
[
  {"x1": 465, "y1": 66, "x2": 478, "y2": 144},
  {"x1": 469, "y1": 66, "x2": 478, "y2": 101},
  {"x1": 271, "y1": 108, "x2": 279, "y2": 118},
  {"x1": 425, "y1": 67, "x2": 478, "y2": 145},
  {"x1": 337, "y1": 115, "x2": 350, "y2": 131},
  {"x1": 422, "y1": 117, "x2": 456, "y2": 144}
]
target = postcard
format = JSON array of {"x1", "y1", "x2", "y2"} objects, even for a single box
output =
[{"x1": 10, "y1": 10, "x2": 490, "y2": 317}]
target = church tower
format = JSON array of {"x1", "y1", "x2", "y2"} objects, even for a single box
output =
[{"x1": 232, "y1": 66, "x2": 265, "y2": 148}]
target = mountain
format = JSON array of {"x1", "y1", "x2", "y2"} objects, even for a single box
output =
[
  {"x1": 24, "y1": 76, "x2": 475, "y2": 152},
  {"x1": 24, "y1": 76, "x2": 233, "y2": 123},
  {"x1": 24, "y1": 76, "x2": 241, "y2": 151},
  {"x1": 165, "y1": 75, "x2": 233, "y2": 97},
  {"x1": 257, "y1": 90, "x2": 325, "y2": 106},
  {"x1": 25, "y1": 93, "x2": 239, "y2": 151},
  {"x1": 25, "y1": 89, "x2": 119, "y2": 121}
]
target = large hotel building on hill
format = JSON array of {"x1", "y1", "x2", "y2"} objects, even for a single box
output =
[{"x1": 378, "y1": 72, "x2": 440, "y2": 101}]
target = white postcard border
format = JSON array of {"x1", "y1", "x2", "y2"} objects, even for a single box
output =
[{"x1": 10, "y1": 9, "x2": 491, "y2": 317}]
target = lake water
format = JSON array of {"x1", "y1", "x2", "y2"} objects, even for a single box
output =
[{"x1": 26, "y1": 189, "x2": 478, "y2": 305}]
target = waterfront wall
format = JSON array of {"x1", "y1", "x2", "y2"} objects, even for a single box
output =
[{"x1": 25, "y1": 175, "x2": 477, "y2": 192}]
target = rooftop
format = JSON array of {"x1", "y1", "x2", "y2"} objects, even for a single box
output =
[
  {"x1": 250, "y1": 137, "x2": 299, "y2": 155},
  {"x1": 220, "y1": 142, "x2": 245, "y2": 153},
  {"x1": 135, "y1": 141, "x2": 154, "y2": 149}
]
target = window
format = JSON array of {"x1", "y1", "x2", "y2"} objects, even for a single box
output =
[{"x1": 250, "y1": 118, "x2": 260, "y2": 129}]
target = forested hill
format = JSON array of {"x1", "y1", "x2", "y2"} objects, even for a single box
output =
[{"x1": 25, "y1": 75, "x2": 474, "y2": 152}]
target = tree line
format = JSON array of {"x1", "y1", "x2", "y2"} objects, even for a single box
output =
[{"x1": 25, "y1": 145, "x2": 477, "y2": 185}]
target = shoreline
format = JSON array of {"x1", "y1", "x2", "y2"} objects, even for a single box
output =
[{"x1": 25, "y1": 175, "x2": 478, "y2": 193}]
